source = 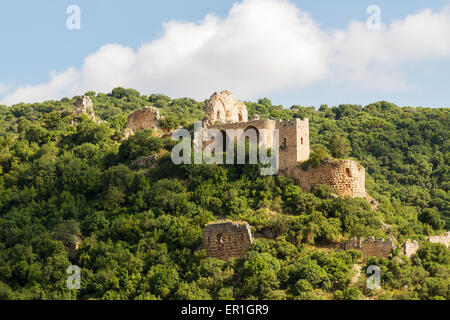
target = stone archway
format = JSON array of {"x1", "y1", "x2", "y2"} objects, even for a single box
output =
[
  {"x1": 244, "y1": 126, "x2": 260, "y2": 146},
  {"x1": 220, "y1": 130, "x2": 228, "y2": 153}
]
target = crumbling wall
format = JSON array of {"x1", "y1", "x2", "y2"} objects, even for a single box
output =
[
  {"x1": 428, "y1": 232, "x2": 450, "y2": 247},
  {"x1": 345, "y1": 236, "x2": 394, "y2": 259},
  {"x1": 286, "y1": 159, "x2": 367, "y2": 198},
  {"x1": 208, "y1": 119, "x2": 277, "y2": 150},
  {"x1": 204, "y1": 91, "x2": 248, "y2": 126},
  {"x1": 403, "y1": 240, "x2": 419, "y2": 257},
  {"x1": 131, "y1": 155, "x2": 159, "y2": 168},
  {"x1": 124, "y1": 106, "x2": 161, "y2": 139},
  {"x1": 202, "y1": 222, "x2": 252, "y2": 260},
  {"x1": 73, "y1": 95, "x2": 102, "y2": 124}
]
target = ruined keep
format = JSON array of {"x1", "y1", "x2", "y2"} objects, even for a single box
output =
[
  {"x1": 202, "y1": 222, "x2": 253, "y2": 260},
  {"x1": 202, "y1": 91, "x2": 366, "y2": 198},
  {"x1": 345, "y1": 237, "x2": 395, "y2": 259},
  {"x1": 205, "y1": 91, "x2": 310, "y2": 171}
]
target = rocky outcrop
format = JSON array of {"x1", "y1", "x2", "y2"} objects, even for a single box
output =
[
  {"x1": 124, "y1": 106, "x2": 162, "y2": 139},
  {"x1": 202, "y1": 221, "x2": 252, "y2": 260},
  {"x1": 204, "y1": 91, "x2": 248, "y2": 126}
]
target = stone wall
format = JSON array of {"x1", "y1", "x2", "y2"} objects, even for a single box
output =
[
  {"x1": 345, "y1": 236, "x2": 395, "y2": 259},
  {"x1": 403, "y1": 240, "x2": 419, "y2": 257},
  {"x1": 204, "y1": 91, "x2": 248, "y2": 126},
  {"x1": 202, "y1": 222, "x2": 252, "y2": 260},
  {"x1": 208, "y1": 118, "x2": 310, "y2": 170},
  {"x1": 428, "y1": 232, "x2": 450, "y2": 247},
  {"x1": 209, "y1": 119, "x2": 277, "y2": 150},
  {"x1": 286, "y1": 159, "x2": 366, "y2": 198},
  {"x1": 124, "y1": 106, "x2": 161, "y2": 139},
  {"x1": 131, "y1": 155, "x2": 159, "y2": 168},
  {"x1": 73, "y1": 95, "x2": 102, "y2": 124}
]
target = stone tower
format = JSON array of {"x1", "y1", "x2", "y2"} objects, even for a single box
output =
[
  {"x1": 202, "y1": 222, "x2": 252, "y2": 260},
  {"x1": 277, "y1": 118, "x2": 310, "y2": 170}
]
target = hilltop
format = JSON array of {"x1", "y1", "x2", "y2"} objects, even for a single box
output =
[{"x1": 0, "y1": 88, "x2": 448, "y2": 300}]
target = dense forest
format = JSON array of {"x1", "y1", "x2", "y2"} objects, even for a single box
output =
[{"x1": 0, "y1": 88, "x2": 448, "y2": 300}]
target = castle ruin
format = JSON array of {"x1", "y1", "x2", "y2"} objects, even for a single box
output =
[
  {"x1": 123, "y1": 106, "x2": 162, "y2": 139},
  {"x1": 119, "y1": 90, "x2": 368, "y2": 199},
  {"x1": 428, "y1": 232, "x2": 450, "y2": 247},
  {"x1": 203, "y1": 91, "x2": 366, "y2": 198},
  {"x1": 73, "y1": 95, "x2": 103, "y2": 124},
  {"x1": 202, "y1": 222, "x2": 253, "y2": 260},
  {"x1": 345, "y1": 237, "x2": 395, "y2": 259},
  {"x1": 287, "y1": 159, "x2": 367, "y2": 198}
]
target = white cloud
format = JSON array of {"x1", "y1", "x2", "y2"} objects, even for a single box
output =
[
  {"x1": 0, "y1": 84, "x2": 9, "y2": 96},
  {"x1": 330, "y1": 6, "x2": 450, "y2": 89},
  {"x1": 2, "y1": 0, "x2": 450, "y2": 106}
]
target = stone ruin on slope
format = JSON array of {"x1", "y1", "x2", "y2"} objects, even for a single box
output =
[
  {"x1": 344, "y1": 236, "x2": 395, "y2": 259},
  {"x1": 123, "y1": 106, "x2": 162, "y2": 140},
  {"x1": 403, "y1": 240, "x2": 419, "y2": 257},
  {"x1": 202, "y1": 91, "x2": 367, "y2": 199},
  {"x1": 201, "y1": 222, "x2": 253, "y2": 260},
  {"x1": 72, "y1": 95, "x2": 103, "y2": 124},
  {"x1": 428, "y1": 232, "x2": 450, "y2": 247},
  {"x1": 204, "y1": 90, "x2": 248, "y2": 126}
]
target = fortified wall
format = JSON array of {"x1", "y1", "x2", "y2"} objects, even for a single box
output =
[
  {"x1": 345, "y1": 237, "x2": 395, "y2": 259},
  {"x1": 121, "y1": 90, "x2": 368, "y2": 199},
  {"x1": 287, "y1": 159, "x2": 367, "y2": 198},
  {"x1": 123, "y1": 106, "x2": 162, "y2": 139},
  {"x1": 428, "y1": 232, "x2": 450, "y2": 247},
  {"x1": 201, "y1": 91, "x2": 366, "y2": 198},
  {"x1": 201, "y1": 222, "x2": 253, "y2": 260}
]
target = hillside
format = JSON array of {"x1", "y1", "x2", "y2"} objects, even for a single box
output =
[{"x1": 0, "y1": 88, "x2": 448, "y2": 300}]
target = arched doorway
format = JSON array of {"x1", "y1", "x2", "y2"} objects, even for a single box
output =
[
  {"x1": 220, "y1": 130, "x2": 228, "y2": 153},
  {"x1": 244, "y1": 126, "x2": 260, "y2": 147}
]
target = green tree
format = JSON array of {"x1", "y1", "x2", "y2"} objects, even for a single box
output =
[{"x1": 328, "y1": 134, "x2": 352, "y2": 158}]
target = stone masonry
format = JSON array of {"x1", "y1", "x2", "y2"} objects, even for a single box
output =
[
  {"x1": 123, "y1": 106, "x2": 162, "y2": 139},
  {"x1": 287, "y1": 159, "x2": 367, "y2": 198},
  {"x1": 403, "y1": 240, "x2": 419, "y2": 257},
  {"x1": 345, "y1": 236, "x2": 395, "y2": 259},
  {"x1": 202, "y1": 222, "x2": 253, "y2": 260},
  {"x1": 73, "y1": 95, "x2": 103, "y2": 124},
  {"x1": 208, "y1": 118, "x2": 310, "y2": 171},
  {"x1": 200, "y1": 91, "x2": 367, "y2": 198},
  {"x1": 204, "y1": 91, "x2": 248, "y2": 126},
  {"x1": 428, "y1": 232, "x2": 450, "y2": 247}
]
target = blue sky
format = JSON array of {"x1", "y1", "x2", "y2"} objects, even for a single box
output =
[{"x1": 1, "y1": 0, "x2": 449, "y2": 108}]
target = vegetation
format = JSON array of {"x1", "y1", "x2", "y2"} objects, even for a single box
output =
[{"x1": 0, "y1": 89, "x2": 448, "y2": 300}]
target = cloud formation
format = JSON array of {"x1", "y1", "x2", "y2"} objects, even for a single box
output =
[{"x1": 2, "y1": 0, "x2": 450, "y2": 105}]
